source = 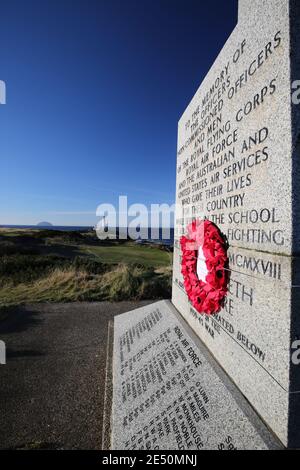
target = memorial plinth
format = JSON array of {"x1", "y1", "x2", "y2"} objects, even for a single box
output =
[{"x1": 109, "y1": 301, "x2": 281, "y2": 450}]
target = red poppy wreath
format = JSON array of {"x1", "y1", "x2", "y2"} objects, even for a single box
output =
[{"x1": 180, "y1": 219, "x2": 229, "y2": 315}]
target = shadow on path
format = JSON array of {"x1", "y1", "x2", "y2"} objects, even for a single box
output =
[{"x1": 0, "y1": 306, "x2": 42, "y2": 336}]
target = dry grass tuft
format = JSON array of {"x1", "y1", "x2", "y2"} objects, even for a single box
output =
[{"x1": 0, "y1": 264, "x2": 171, "y2": 308}]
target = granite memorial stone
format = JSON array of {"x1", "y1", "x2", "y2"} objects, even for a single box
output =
[{"x1": 172, "y1": 0, "x2": 300, "y2": 448}]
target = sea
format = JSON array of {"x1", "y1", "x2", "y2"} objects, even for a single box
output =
[{"x1": 0, "y1": 225, "x2": 174, "y2": 246}]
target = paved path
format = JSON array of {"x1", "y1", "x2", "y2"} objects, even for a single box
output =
[{"x1": 0, "y1": 301, "x2": 151, "y2": 449}]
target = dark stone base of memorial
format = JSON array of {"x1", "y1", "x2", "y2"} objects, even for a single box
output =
[{"x1": 102, "y1": 301, "x2": 283, "y2": 450}]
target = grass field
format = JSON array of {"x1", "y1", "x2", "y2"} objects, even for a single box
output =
[
  {"x1": 81, "y1": 243, "x2": 171, "y2": 267},
  {"x1": 0, "y1": 228, "x2": 172, "y2": 309}
]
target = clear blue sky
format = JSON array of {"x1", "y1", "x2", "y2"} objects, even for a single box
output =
[{"x1": 0, "y1": 0, "x2": 237, "y2": 226}]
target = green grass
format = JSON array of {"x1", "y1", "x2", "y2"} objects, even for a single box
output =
[
  {"x1": 0, "y1": 229, "x2": 29, "y2": 237},
  {"x1": 0, "y1": 229, "x2": 172, "y2": 308},
  {"x1": 0, "y1": 265, "x2": 171, "y2": 306},
  {"x1": 81, "y1": 243, "x2": 171, "y2": 267}
]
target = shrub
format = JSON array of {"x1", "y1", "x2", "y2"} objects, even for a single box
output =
[{"x1": 0, "y1": 254, "x2": 70, "y2": 284}]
